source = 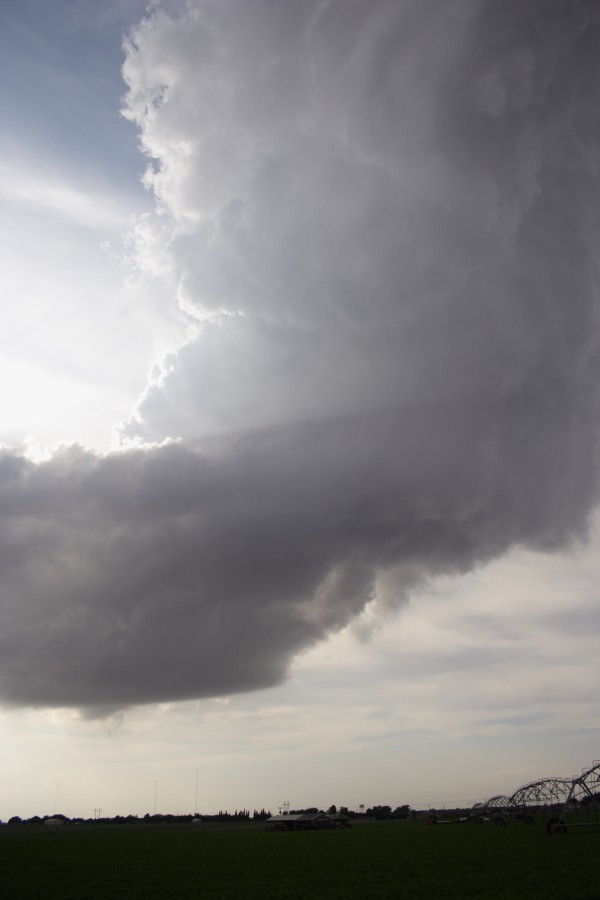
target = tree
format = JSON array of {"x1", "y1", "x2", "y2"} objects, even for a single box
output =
[
  {"x1": 393, "y1": 805, "x2": 411, "y2": 819},
  {"x1": 367, "y1": 805, "x2": 392, "y2": 820}
]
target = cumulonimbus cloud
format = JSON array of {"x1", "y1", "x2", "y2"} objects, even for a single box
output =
[{"x1": 1, "y1": 0, "x2": 599, "y2": 714}]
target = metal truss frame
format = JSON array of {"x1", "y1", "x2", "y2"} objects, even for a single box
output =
[
  {"x1": 473, "y1": 795, "x2": 513, "y2": 814},
  {"x1": 508, "y1": 777, "x2": 572, "y2": 811},
  {"x1": 548, "y1": 761, "x2": 600, "y2": 834},
  {"x1": 475, "y1": 761, "x2": 600, "y2": 834}
]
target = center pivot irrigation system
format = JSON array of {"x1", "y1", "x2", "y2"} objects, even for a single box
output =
[{"x1": 472, "y1": 760, "x2": 600, "y2": 834}]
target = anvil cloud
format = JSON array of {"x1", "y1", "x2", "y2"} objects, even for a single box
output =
[{"x1": 1, "y1": 0, "x2": 599, "y2": 714}]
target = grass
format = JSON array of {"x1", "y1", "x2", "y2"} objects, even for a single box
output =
[{"x1": 2, "y1": 818, "x2": 600, "y2": 899}]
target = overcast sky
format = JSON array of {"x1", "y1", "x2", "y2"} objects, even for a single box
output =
[{"x1": 1, "y1": 0, "x2": 600, "y2": 820}]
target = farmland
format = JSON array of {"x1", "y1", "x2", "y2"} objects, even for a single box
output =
[{"x1": 2, "y1": 817, "x2": 599, "y2": 899}]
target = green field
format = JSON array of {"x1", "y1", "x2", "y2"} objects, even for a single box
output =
[{"x1": 2, "y1": 818, "x2": 599, "y2": 899}]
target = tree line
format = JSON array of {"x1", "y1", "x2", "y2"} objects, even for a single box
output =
[
  {"x1": 6, "y1": 804, "x2": 414, "y2": 826},
  {"x1": 283, "y1": 804, "x2": 413, "y2": 819},
  {"x1": 6, "y1": 809, "x2": 272, "y2": 826}
]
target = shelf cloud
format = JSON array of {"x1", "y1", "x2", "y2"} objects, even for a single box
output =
[{"x1": 1, "y1": 0, "x2": 599, "y2": 714}]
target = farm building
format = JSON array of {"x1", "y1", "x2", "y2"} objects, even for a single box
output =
[{"x1": 267, "y1": 813, "x2": 334, "y2": 831}]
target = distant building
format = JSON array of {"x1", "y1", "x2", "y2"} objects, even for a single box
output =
[
  {"x1": 44, "y1": 818, "x2": 65, "y2": 826},
  {"x1": 267, "y1": 813, "x2": 334, "y2": 831}
]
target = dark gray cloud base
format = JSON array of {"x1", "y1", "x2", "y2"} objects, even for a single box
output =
[{"x1": 1, "y1": 0, "x2": 599, "y2": 712}]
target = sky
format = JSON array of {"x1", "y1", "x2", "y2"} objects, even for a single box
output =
[{"x1": 1, "y1": 0, "x2": 600, "y2": 820}]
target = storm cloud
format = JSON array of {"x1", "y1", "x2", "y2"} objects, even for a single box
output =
[{"x1": 1, "y1": 0, "x2": 599, "y2": 713}]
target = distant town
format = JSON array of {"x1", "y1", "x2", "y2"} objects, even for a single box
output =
[{"x1": 4, "y1": 804, "x2": 415, "y2": 827}]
